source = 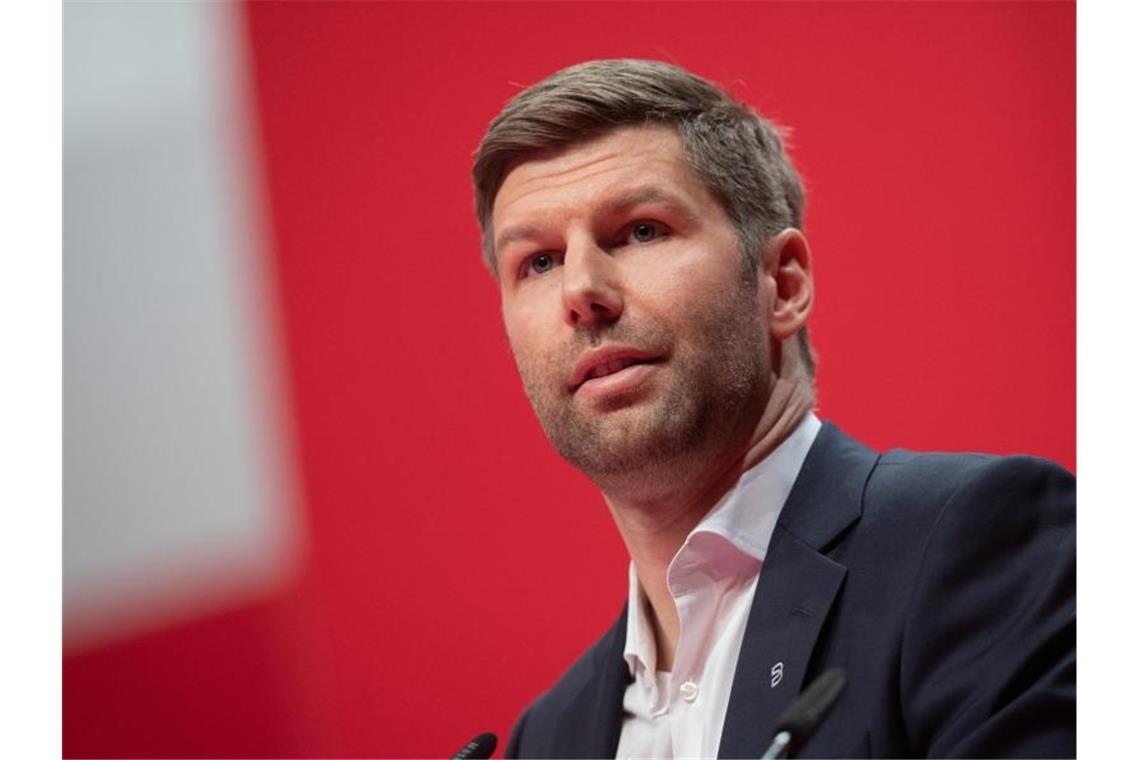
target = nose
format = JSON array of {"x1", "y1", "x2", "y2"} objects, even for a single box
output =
[{"x1": 561, "y1": 234, "x2": 624, "y2": 330}]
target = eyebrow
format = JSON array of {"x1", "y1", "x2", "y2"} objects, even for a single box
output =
[{"x1": 494, "y1": 186, "x2": 700, "y2": 256}]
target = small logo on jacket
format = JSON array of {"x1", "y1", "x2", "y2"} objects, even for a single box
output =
[{"x1": 770, "y1": 662, "x2": 784, "y2": 688}]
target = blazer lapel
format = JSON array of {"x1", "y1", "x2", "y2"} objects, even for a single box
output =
[
  {"x1": 718, "y1": 422, "x2": 879, "y2": 759},
  {"x1": 716, "y1": 528, "x2": 847, "y2": 757}
]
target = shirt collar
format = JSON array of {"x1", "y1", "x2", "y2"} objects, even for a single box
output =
[{"x1": 622, "y1": 412, "x2": 823, "y2": 675}]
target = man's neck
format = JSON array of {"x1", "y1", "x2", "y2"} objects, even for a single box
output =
[{"x1": 601, "y1": 375, "x2": 815, "y2": 672}]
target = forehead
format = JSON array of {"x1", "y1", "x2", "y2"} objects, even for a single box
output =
[{"x1": 491, "y1": 125, "x2": 716, "y2": 236}]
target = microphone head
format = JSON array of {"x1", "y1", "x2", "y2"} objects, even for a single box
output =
[
  {"x1": 772, "y1": 668, "x2": 847, "y2": 740},
  {"x1": 453, "y1": 732, "x2": 497, "y2": 760}
]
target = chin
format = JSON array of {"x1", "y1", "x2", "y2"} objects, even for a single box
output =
[{"x1": 553, "y1": 405, "x2": 708, "y2": 478}]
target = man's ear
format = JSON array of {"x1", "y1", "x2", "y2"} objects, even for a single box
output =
[{"x1": 761, "y1": 228, "x2": 814, "y2": 341}]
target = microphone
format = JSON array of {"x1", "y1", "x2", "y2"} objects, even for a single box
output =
[
  {"x1": 452, "y1": 732, "x2": 497, "y2": 760},
  {"x1": 760, "y1": 668, "x2": 847, "y2": 759}
]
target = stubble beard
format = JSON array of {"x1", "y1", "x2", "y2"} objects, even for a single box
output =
[{"x1": 514, "y1": 280, "x2": 768, "y2": 482}]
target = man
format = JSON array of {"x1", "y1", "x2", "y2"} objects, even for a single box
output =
[{"x1": 471, "y1": 60, "x2": 1075, "y2": 758}]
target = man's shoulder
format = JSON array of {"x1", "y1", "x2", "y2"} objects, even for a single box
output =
[
  {"x1": 863, "y1": 448, "x2": 1076, "y2": 756},
  {"x1": 864, "y1": 441, "x2": 1074, "y2": 517},
  {"x1": 795, "y1": 430, "x2": 1076, "y2": 756},
  {"x1": 805, "y1": 422, "x2": 1074, "y2": 541},
  {"x1": 838, "y1": 441, "x2": 1076, "y2": 596}
]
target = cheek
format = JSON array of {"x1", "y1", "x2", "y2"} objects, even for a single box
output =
[
  {"x1": 633, "y1": 240, "x2": 742, "y2": 298},
  {"x1": 674, "y1": 279, "x2": 766, "y2": 356},
  {"x1": 501, "y1": 296, "x2": 537, "y2": 348},
  {"x1": 503, "y1": 312, "x2": 559, "y2": 384},
  {"x1": 504, "y1": 329, "x2": 536, "y2": 379},
  {"x1": 632, "y1": 268, "x2": 735, "y2": 334}
]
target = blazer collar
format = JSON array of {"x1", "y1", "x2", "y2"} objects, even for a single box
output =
[{"x1": 772, "y1": 421, "x2": 880, "y2": 551}]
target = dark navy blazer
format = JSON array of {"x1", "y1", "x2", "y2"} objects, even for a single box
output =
[{"x1": 505, "y1": 422, "x2": 1076, "y2": 758}]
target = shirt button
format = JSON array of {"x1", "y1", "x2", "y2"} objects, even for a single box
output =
[{"x1": 679, "y1": 680, "x2": 699, "y2": 702}]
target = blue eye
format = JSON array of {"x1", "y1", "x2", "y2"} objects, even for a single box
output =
[
  {"x1": 629, "y1": 222, "x2": 661, "y2": 244},
  {"x1": 528, "y1": 253, "x2": 556, "y2": 275}
]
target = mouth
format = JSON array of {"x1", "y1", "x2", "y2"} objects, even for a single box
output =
[{"x1": 570, "y1": 350, "x2": 665, "y2": 394}]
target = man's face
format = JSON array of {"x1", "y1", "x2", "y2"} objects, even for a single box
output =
[{"x1": 492, "y1": 126, "x2": 772, "y2": 478}]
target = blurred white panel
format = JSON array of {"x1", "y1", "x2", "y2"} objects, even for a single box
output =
[{"x1": 64, "y1": 1, "x2": 302, "y2": 650}]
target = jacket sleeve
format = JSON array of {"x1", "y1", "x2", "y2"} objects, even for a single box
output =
[{"x1": 899, "y1": 456, "x2": 1076, "y2": 758}]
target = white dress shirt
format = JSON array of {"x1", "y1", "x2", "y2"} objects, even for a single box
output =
[{"x1": 616, "y1": 413, "x2": 822, "y2": 759}]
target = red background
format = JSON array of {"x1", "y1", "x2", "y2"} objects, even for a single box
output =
[{"x1": 64, "y1": 2, "x2": 1075, "y2": 757}]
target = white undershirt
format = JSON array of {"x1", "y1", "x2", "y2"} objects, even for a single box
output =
[{"x1": 616, "y1": 413, "x2": 822, "y2": 759}]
